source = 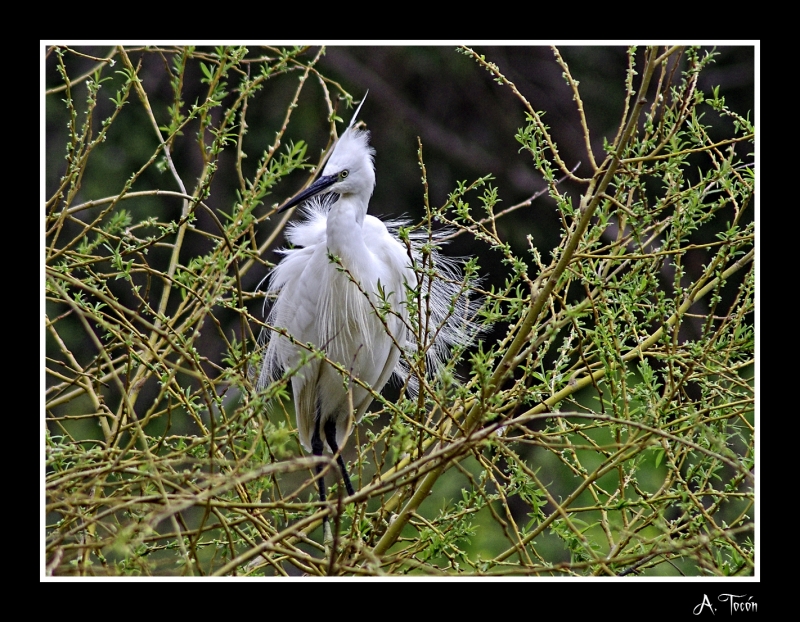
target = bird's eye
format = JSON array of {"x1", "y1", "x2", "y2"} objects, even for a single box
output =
[{"x1": 339, "y1": 170, "x2": 349, "y2": 180}]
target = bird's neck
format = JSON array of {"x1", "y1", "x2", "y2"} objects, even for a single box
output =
[{"x1": 326, "y1": 195, "x2": 369, "y2": 263}]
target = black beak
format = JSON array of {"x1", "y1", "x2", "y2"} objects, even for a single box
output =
[{"x1": 277, "y1": 174, "x2": 339, "y2": 213}]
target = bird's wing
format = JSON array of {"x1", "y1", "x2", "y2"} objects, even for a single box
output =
[
  {"x1": 362, "y1": 214, "x2": 416, "y2": 390},
  {"x1": 262, "y1": 242, "x2": 331, "y2": 452},
  {"x1": 292, "y1": 358, "x2": 323, "y2": 452},
  {"x1": 379, "y1": 222, "x2": 487, "y2": 390},
  {"x1": 258, "y1": 244, "x2": 316, "y2": 385}
]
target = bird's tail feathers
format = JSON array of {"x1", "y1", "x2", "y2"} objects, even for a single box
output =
[{"x1": 388, "y1": 225, "x2": 487, "y2": 395}]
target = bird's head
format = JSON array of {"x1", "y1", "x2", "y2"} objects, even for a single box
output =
[
  {"x1": 320, "y1": 127, "x2": 376, "y2": 195},
  {"x1": 279, "y1": 94, "x2": 375, "y2": 214},
  {"x1": 279, "y1": 127, "x2": 375, "y2": 213}
]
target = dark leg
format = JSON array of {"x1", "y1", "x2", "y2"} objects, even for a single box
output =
[
  {"x1": 310, "y1": 417, "x2": 327, "y2": 503},
  {"x1": 311, "y1": 416, "x2": 334, "y2": 544},
  {"x1": 324, "y1": 418, "x2": 355, "y2": 497}
]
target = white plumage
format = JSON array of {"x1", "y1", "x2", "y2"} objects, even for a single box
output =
[{"x1": 257, "y1": 98, "x2": 481, "y2": 509}]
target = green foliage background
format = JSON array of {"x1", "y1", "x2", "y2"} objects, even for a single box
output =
[{"x1": 45, "y1": 45, "x2": 755, "y2": 576}]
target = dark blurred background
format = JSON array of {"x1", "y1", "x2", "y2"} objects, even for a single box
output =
[
  {"x1": 46, "y1": 45, "x2": 755, "y2": 294},
  {"x1": 276, "y1": 46, "x2": 753, "y2": 256}
]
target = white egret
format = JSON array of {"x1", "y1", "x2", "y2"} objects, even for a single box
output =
[{"x1": 257, "y1": 96, "x2": 481, "y2": 534}]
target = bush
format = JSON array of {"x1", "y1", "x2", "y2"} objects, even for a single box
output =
[{"x1": 45, "y1": 45, "x2": 754, "y2": 576}]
